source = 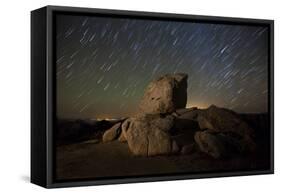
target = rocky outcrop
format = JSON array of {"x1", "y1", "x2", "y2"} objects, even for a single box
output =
[
  {"x1": 100, "y1": 73, "x2": 190, "y2": 156},
  {"x1": 99, "y1": 74, "x2": 258, "y2": 159},
  {"x1": 194, "y1": 130, "x2": 251, "y2": 158},
  {"x1": 197, "y1": 105, "x2": 254, "y2": 137},
  {"x1": 122, "y1": 114, "x2": 178, "y2": 156},
  {"x1": 139, "y1": 73, "x2": 188, "y2": 114},
  {"x1": 197, "y1": 105, "x2": 256, "y2": 152},
  {"x1": 102, "y1": 122, "x2": 122, "y2": 142}
]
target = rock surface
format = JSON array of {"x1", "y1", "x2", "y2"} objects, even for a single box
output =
[
  {"x1": 181, "y1": 143, "x2": 196, "y2": 155},
  {"x1": 194, "y1": 131, "x2": 226, "y2": 158},
  {"x1": 197, "y1": 115, "x2": 215, "y2": 130},
  {"x1": 102, "y1": 122, "x2": 122, "y2": 142},
  {"x1": 123, "y1": 114, "x2": 178, "y2": 156},
  {"x1": 174, "y1": 118, "x2": 199, "y2": 131},
  {"x1": 196, "y1": 105, "x2": 256, "y2": 154},
  {"x1": 176, "y1": 108, "x2": 199, "y2": 121},
  {"x1": 139, "y1": 73, "x2": 188, "y2": 114},
  {"x1": 118, "y1": 128, "x2": 127, "y2": 142},
  {"x1": 194, "y1": 130, "x2": 251, "y2": 158},
  {"x1": 197, "y1": 105, "x2": 254, "y2": 137}
]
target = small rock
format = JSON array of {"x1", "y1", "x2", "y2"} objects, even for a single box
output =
[{"x1": 102, "y1": 122, "x2": 122, "y2": 142}]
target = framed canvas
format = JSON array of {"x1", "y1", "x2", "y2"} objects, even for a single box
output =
[{"x1": 31, "y1": 5, "x2": 274, "y2": 188}]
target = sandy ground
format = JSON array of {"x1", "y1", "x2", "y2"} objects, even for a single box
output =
[{"x1": 55, "y1": 140, "x2": 269, "y2": 181}]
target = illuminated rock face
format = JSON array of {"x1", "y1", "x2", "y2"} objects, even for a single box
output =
[
  {"x1": 102, "y1": 122, "x2": 122, "y2": 142},
  {"x1": 139, "y1": 73, "x2": 188, "y2": 114},
  {"x1": 121, "y1": 114, "x2": 179, "y2": 156}
]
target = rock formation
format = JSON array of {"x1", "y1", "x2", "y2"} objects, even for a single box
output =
[
  {"x1": 196, "y1": 105, "x2": 256, "y2": 153},
  {"x1": 139, "y1": 73, "x2": 188, "y2": 114},
  {"x1": 197, "y1": 105, "x2": 254, "y2": 137},
  {"x1": 101, "y1": 73, "x2": 257, "y2": 158}
]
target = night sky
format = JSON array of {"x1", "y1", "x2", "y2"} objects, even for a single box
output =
[{"x1": 56, "y1": 14, "x2": 269, "y2": 119}]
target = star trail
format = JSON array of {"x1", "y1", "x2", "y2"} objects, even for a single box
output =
[{"x1": 55, "y1": 14, "x2": 269, "y2": 119}]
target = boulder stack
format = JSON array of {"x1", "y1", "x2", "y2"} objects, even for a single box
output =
[
  {"x1": 139, "y1": 73, "x2": 188, "y2": 114},
  {"x1": 101, "y1": 73, "x2": 257, "y2": 158}
]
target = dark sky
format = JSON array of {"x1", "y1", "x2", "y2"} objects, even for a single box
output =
[{"x1": 56, "y1": 14, "x2": 269, "y2": 119}]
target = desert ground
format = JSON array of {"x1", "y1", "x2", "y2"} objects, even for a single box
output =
[{"x1": 55, "y1": 112, "x2": 270, "y2": 181}]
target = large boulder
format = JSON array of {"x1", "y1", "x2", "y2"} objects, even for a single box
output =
[
  {"x1": 122, "y1": 114, "x2": 178, "y2": 156},
  {"x1": 194, "y1": 131, "x2": 226, "y2": 158},
  {"x1": 139, "y1": 73, "x2": 188, "y2": 114},
  {"x1": 197, "y1": 105, "x2": 254, "y2": 137},
  {"x1": 102, "y1": 122, "x2": 122, "y2": 142},
  {"x1": 194, "y1": 105, "x2": 257, "y2": 157},
  {"x1": 195, "y1": 130, "x2": 252, "y2": 158}
]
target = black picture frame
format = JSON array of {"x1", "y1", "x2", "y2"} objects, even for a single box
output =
[{"x1": 31, "y1": 5, "x2": 274, "y2": 188}]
